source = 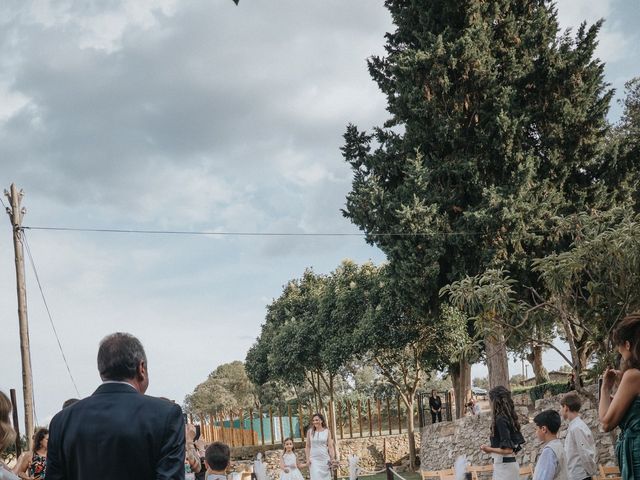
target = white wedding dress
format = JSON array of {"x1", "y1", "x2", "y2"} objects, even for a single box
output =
[
  {"x1": 309, "y1": 429, "x2": 332, "y2": 480},
  {"x1": 280, "y1": 452, "x2": 304, "y2": 480}
]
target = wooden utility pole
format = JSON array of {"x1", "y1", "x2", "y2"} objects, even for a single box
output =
[
  {"x1": 5, "y1": 184, "x2": 35, "y2": 449},
  {"x1": 10, "y1": 389, "x2": 22, "y2": 458}
]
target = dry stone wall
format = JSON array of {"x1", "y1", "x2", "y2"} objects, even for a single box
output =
[
  {"x1": 420, "y1": 389, "x2": 617, "y2": 471},
  {"x1": 230, "y1": 434, "x2": 419, "y2": 480}
]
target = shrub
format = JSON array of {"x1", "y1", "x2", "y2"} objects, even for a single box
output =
[{"x1": 527, "y1": 382, "x2": 571, "y2": 402}]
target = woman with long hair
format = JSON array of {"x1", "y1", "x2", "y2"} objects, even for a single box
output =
[
  {"x1": 480, "y1": 386, "x2": 525, "y2": 480},
  {"x1": 13, "y1": 428, "x2": 48, "y2": 480},
  {"x1": 304, "y1": 413, "x2": 335, "y2": 480},
  {"x1": 0, "y1": 391, "x2": 19, "y2": 480},
  {"x1": 599, "y1": 313, "x2": 640, "y2": 480}
]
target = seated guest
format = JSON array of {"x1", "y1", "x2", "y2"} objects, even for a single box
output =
[
  {"x1": 205, "y1": 442, "x2": 231, "y2": 480},
  {"x1": 533, "y1": 410, "x2": 568, "y2": 480},
  {"x1": 13, "y1": 428, "x2": 48, "y2": 480}
]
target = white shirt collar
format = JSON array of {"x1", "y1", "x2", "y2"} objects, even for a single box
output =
[{"x1": 102, "y1": 380, "x2": 138, "y2": 390}]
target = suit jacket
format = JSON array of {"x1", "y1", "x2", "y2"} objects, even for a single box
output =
[{"x1": 47, "y1": 382, "x2": 185, "y2": 480}]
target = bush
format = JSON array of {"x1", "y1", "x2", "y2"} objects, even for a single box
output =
[
  {"x1": 511, "y1": 385, "x2": 534, "y2": 396},
  {"x1": 527, "y1": 382, "x2": 570, "y2": 402}
]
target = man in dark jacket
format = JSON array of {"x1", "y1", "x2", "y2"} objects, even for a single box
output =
[{"x1": 47, "y1": 332, "x2": 185, "y2": 480}]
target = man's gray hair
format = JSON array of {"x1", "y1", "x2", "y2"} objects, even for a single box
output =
[{"x1": 97, "y1": 332, "x2": 147, "y2": 381}]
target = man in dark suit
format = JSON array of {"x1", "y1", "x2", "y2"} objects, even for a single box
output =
[{"x1": 47, "y1": 332, "x2": 185, "y2": 480}]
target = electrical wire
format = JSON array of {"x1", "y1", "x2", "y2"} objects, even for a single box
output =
[
  {"x1": 21, "y1": 230, "x2": 81, "y2": 397},
  {"x1": 22, "y1": 225, "x2": 546, "y2": 237}
]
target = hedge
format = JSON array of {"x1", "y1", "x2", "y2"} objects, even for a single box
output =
[{"x1": 511, "y1": 382, "x2": 571, "y2": 402}]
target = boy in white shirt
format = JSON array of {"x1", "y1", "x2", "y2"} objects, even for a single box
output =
[{"x1": 560, "y1": 392, "x2": 597, "y2": 480}]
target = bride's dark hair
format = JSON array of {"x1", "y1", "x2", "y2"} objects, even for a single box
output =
[{"x1": 311, "y1": 412, "x2": 327, "y2": 433}]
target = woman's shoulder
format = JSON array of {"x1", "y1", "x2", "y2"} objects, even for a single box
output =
[
  {"x1": 623, "y1": 368, "x2": 640, "y2": 380},
  {"x1": 495, "y1": 414, "x2": 514, "y2": 427}
]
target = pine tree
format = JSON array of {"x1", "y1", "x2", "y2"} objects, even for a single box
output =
[{"x1": 342, "y1": 0, "x2": 620, "y2": 394}]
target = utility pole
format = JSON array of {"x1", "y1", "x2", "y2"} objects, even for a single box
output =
[{"x1": 5, "y1": 184, "x2": 34, "y2": 449}]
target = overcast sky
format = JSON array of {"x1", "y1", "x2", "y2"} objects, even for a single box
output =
[{"x1": 1, "y1": 0, "x2": 638, "y2": 427}]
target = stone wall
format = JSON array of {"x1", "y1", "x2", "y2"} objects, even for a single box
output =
[
  {"x1": 420, "y1": 389, "x2": 617, "y2": 471},
  {"x1": 230, "y1": 433, "x2": 419, "y2": 480}
]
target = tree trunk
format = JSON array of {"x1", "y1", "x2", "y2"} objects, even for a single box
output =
[
  {"x1": 405, "y1": 398, "x2": 417, "y2": 470},
  {"x1": 328, "y1": 376, "x2": 340, "y2": 462},
  {"x1": 449, "y1": 357, "x2": 471, "y2": 419},
  {"x1": 527, "y1": 344, "x2": 550, "y2": 385},
  {"x1": 556, "y1": 300, "x2": 582, "y2": 379},
  {"x1": 315, "y1": 371, "x2": 324, "y2": 411},
  {"x1": 485, "y1": 322, "x2": 510, "y2": 390}
]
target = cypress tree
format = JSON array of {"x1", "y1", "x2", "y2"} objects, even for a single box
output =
[{"x1": 342, "y1": 0, "x2": 619, "y2": 391}]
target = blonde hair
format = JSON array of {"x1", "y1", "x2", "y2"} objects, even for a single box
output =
[{"x1": 0, "y1": 391, "x2": 17, "y2": 452}]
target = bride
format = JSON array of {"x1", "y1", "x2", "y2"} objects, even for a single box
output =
[{"x1": 305, "y1": 413, "x2": 336, "y2": 480}]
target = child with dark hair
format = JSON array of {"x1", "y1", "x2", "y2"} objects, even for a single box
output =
[
  {"x1": 599, "y1": 313, "x2": 640, "y2": 480},
  {"x1": 560, "y1": 392, "x2": 597, "y2": 480},
  {"x1": 533, "y1": 410, "x2": 567, "y2": 480},
  {"x1": 205, "y1": 442, "x2": 230, "y2": 480},
  {"x1": 280, "y1": 437, "x2": 305, "y2": 480}
]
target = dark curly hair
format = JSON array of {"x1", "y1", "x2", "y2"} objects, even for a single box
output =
[
  {"x1": 33, "y1": 427, "x2": 49, "y2": 452},
  {"x1": 488, "y1": 386, "x2": 521, "y2": 436},
  {"x1": 613, "y1": 312, "x2": 640, "y2": 372}
]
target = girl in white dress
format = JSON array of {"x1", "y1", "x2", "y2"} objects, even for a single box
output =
[
  {"x1": 280, "y1": 438, "x2": 305, "y2": 480},
  {"x1": 305, "y1": 413, "x2": 335, "y2": 480}
]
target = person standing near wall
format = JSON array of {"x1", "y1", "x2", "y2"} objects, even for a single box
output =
[
  {"x1": 480, "y1": 386, "x2": 525, "y2": 480},
  {"x1": 561, "y1": 392, "x2": 597, "y2": 480},
  {"x1": 429, "y1": 390, "x2": 443, "y2": 423}
]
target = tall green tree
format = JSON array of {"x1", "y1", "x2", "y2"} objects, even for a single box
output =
[
  {"x1": 184, "y1": 361, "x2": 258, "y2": 417},
  {"x1": 342, "y1": 0, "x2": 620, "y2": 390},
  {"x1": 351, "y1": 268, "x2": 469, "y2": 469},
  {"x1": 445, "y1": 209, "x2": 640, "y2": 391}
]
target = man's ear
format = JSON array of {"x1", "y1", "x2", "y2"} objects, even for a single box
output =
[{"x1": 137, "y1": 361, "x2": 147, "y2": 381}]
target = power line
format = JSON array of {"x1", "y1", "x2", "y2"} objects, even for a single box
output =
[
  {"x1": 21, "y1": 230, "x2": 81, "y2": 398},
  {"x1": 22, "y1": 225, "x2": 542, "y2": 237}
]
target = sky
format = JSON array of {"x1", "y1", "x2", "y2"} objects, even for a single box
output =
[{"x1": 1, "y1": 0, "x2": 638, "y2": 428}]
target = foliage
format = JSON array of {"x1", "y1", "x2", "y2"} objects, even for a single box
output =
[
  {"x1": 608, "y1": 77, "x2": 640, "y2": 206},
  {"x1": 422, "y1": 373, "x2": 453, "y2": 394},
  {"x1": 443, "y1": 210, "x2": 640, "y2": 387},
  {"x1": 472, "y1": 377, "x2": 489, "y2": 390},
  {"x1": 342, "y1": 0, "x2": 624, "y2": 392},
  {"x1": 184, "y1": 361, "x2": 257, "y2": 415},
  {"x1": 511, "y1": 382, "x2": 571, "y2": 402},
  {"x1": 533, "y1": 210, "x2": 640, "y2": 362},
  {"x1": 0, "y1": 435, "x2": 26, "y2": 463}
]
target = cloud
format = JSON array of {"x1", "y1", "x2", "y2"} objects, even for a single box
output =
[
  {"x1": 6, "y1": 0, "x2": 636, "y2": 426},
  {"x1": 0, "y1": 0, "x2": 390, "y2": 239}
]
